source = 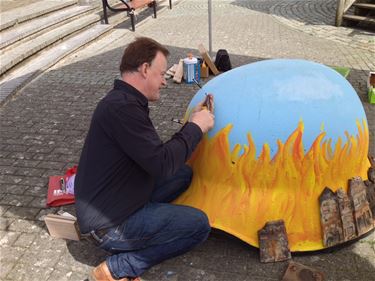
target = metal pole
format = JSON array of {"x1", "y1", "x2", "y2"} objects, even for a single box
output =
[{"x1": 208, "y1": 0, "x2": 212, "y2": 55}]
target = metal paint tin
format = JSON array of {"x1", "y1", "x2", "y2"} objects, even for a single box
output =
[{"x1": 183, "y1": 56, "x2": 200, "y2": 84}]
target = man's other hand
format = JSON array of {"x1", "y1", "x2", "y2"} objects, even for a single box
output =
[{"x1": 190, "y1": 94, "x2": 215, "y2": 133}]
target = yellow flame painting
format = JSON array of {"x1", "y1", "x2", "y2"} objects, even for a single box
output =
[{"x1": 174, "y1": 119, "x2": 370, "y2": 251}]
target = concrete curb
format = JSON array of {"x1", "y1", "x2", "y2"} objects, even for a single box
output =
[
  {"x1": 0, "y1": 24, "x2": 112, "y2": 105},
  {"x1": 0, "y1": 0, "x2": 78, "y2": 31},
  {"x1": 0, "y1": 13, "x2": 101, "y2": 75},
  {"x1": 0, "y1": 0, "x2": 176, "y2": 105},
  {"x1": 0, "y1": 5, "x2": 97, "y2": 49}
]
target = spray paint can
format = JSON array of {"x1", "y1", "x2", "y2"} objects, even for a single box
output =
[{"x1": 183, "y1": 54, "x2": 200, "y2": 84}]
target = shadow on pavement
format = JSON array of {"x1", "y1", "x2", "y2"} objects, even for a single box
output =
[
  {"x1": 230, "y1": 0, "x2": 374, "y2": 36},
  {"x1": 230, "y1": 0, "x2": 336, "y2": 25},
  {"x1": 65, "y1": 227, "x2": 375, "y2": 280},
  {"x1": 66, "y1": 239, "x2": 107, "y2": 266}
]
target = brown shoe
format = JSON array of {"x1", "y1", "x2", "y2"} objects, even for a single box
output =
[{"x1": 91, "y1": 261, "x2": 137, "y2": 281}]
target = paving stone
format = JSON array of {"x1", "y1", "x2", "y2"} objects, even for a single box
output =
[
  {"x1": 0, "y1": 231, "x2": 20, "y2": 246},
  {"x1": 13, "y1": 232, "x2": 37, "y2": 248},
  {"x1": 16, "y1": 176, "x2": 46, "y2": 187},
  {"x1": 0, "y1": 205, "x2": 10, "y2": 216},
  {"x1": 0, "y1": 245, "x2": 26, "y2": 263},
  {"x1": 33, "y1": 153, "x2": 67, "y2": 162},
  {"x1": 3, "y1": 144, "x2": 28, "y2": 153},
  {"x1": 29, "y1": 231, "x2": 70, "y2": 253},
  {"x1": 36, "y1": 161, "x2": 66, "y2": 170},
  {"x1": 27, "y1": 146, "x2": 56, "y2": 154},
  {"x1": 28, "y1": 196, "x2": 47, "y2": 208},
  {"x1": 46, "y1": 269, "x2": 89, "y2": 281},
  {"x1": 20, "y1": 248, "x2": 62, "y2": 268},
  {"x1": 0, "y1": 261, "x2": 15, "y2": 279},
  {"x1": 0, "y1": 184, "x2": 27, "y2": 195},
  {"x1": 0, "y1": 194, "x2": 34, "y2": 207},
  {"x1": 3, "y1": 206, "x2": 41, "y2": 220},
  {"x1": 351, "y1": 235, "x2": 375, "y2": 264},
  {"x1": 0, "y1": 174, "x2": 23, "y2": 185},
  {"x1": 7, "y1": 219, "x2": 44, "y2": 233},
  {"x1": 6, "y1": 262, "x2": 54, "y2": 281},
  {"x1": 55, "y1": 239, "x2": 107, "y2": 273},
  {"x1": 24, "y1": 185, "x2": 47, "y2": 197},
  {"x1": 0, "y1": 158, "x2": 17, "y2": 169},
  {"x1": 0, "y1": 166, "x2": 17, "y2": 175},
  {"x1": 0, "y1": 217, "x2": 14, "y2": 231},
  {"x1": 12, "y1": 159, "x2": 41, "y2": 168},
  {"x1": 14, "y1": 167, "x2": 44, "y2": 177}
]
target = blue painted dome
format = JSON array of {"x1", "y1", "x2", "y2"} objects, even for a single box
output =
[
  {"x1": 187, "y1": 59, "x2": 367, "y2": 156},
  {"x1": 178, "y1": 59, "x2": 371, "y2": 251}
]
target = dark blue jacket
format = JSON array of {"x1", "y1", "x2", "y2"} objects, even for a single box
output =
[{"x1": 75, "y1": 79, "x2": 202, "y2": 233}]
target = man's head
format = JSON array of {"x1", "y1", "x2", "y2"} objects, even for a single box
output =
[{"x1": 120, "y1": 37, "x2": 169, "y2": 101}]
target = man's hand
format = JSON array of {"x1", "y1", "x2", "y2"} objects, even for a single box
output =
[{"x1": 190, "y1": 94, "x2": 215, "y2": 133}]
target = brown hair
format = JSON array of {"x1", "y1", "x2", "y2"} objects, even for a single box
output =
[{"x1": 120, "y1": 37, "x2": 169, "y2": 73}]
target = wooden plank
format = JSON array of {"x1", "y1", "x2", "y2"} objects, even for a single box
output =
[
  {"x1": 352, "y1": 3, "x2": 375, "y2": 10},
  {"x1": 130, "y1": 0, "x2": 155, "y2": 9},
  {"x1": 44, "y1": 214, "x2": 80, "y2": 241},
  {"x1": 166, "y1": 64, "x2": 177, "y2": 75},
  {"x1": 112, "y1": 0, "x2": 154, "y2": 10},
  {"x1": 198, "y1": 44, "x2": 220, "y2": 76},
  {"x1": 343, "y1": 14, "x2": 375, "y2": 24},
  {"x1": 258, "y1": 220, "x2": 291, "y2": 263},
  {"x1": 173, "y1": 59, "x2": 183, "y2": 83},
  {"x1": 281, "y1": 261, "x2": 325, "y2": 281},
  {"x1": 336, "y1": 0, "x2": 346, "y2": 26},
  {"x1": 343, "y1": 0, "x2": 356, "y2": 13},
  {"x1": 336, "y1": 0, "x2": 357, "y2": 26}
]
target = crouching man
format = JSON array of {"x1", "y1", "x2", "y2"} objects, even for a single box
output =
[{"x1": 75, "y1": 37, "x2": 215, "y2": 281}]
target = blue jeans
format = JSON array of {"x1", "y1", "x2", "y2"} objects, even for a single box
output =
[{"x1": 97, "y1": 165, "x2": 211, "y2": 279}]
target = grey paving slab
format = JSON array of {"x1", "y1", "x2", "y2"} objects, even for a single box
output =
[{"x1": 0, "y1": 0, "x2": 374, "y2": 280}]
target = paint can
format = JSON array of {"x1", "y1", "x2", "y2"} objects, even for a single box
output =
[{"x1": 183, "y1": 54, "x2": 200, "y2": 84}]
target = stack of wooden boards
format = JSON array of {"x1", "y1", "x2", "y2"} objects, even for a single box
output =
[{"x1": 166, "y1": 44, "x2": 220, "y2": 83}]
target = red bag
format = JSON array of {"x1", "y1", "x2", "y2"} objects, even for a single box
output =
[{"x1": 46, "y1": 166, "x2": 77, "y2": 207}]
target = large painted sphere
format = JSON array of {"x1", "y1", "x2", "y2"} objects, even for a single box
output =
[{"x1": 174, "y1": 59, "x2": 370, "y2": 251}]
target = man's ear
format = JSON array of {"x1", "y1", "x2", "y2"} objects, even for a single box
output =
[{"x1": 138, "y1": 62, "x2": 149, "y2": 78}]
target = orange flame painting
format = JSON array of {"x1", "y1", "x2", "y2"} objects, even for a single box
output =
[{"x1": 174, "y1": 119, "x2": 370, "y2": 251}]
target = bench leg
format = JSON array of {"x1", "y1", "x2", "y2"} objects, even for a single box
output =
[
  {"x1": 130, "y1": 10, "x2": 135, "y2": 31},
  {"x1": 169, "y1": 0, "x2": 172, "y2": 9},
  {"x1": 102, "y1": 0, "x2": 109, "y2": 24},
  {"x1": 153, "y1": 1, "x2": 157, "y2": 18}
]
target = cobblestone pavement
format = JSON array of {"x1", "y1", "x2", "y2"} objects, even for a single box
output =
[
  {"x1": 249, "y1": 0, "x2": 374, "y2": 53},
  {"x1": 0, "y1": 0, "x2": 374, "y2": 280}
]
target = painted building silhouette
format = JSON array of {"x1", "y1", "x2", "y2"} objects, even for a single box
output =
[
  {"x1": 319, "y1": 175, "x2": 374, "y2": 247},
  {"x1": 319, "y1": 187, "x2": 343, "y2": 247},
  {"x1": 349, "y1": 177, "x2": 373, "y2": 236},
  {"x1": 365, "y1": 167, "x2": 375, "y2": 216},
  {"x1": 336, "y1": 188, "x2": 356, "y2": 241},
  {"x1": 258, "y1": 220, "x2": 291, "y2": 263}
]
